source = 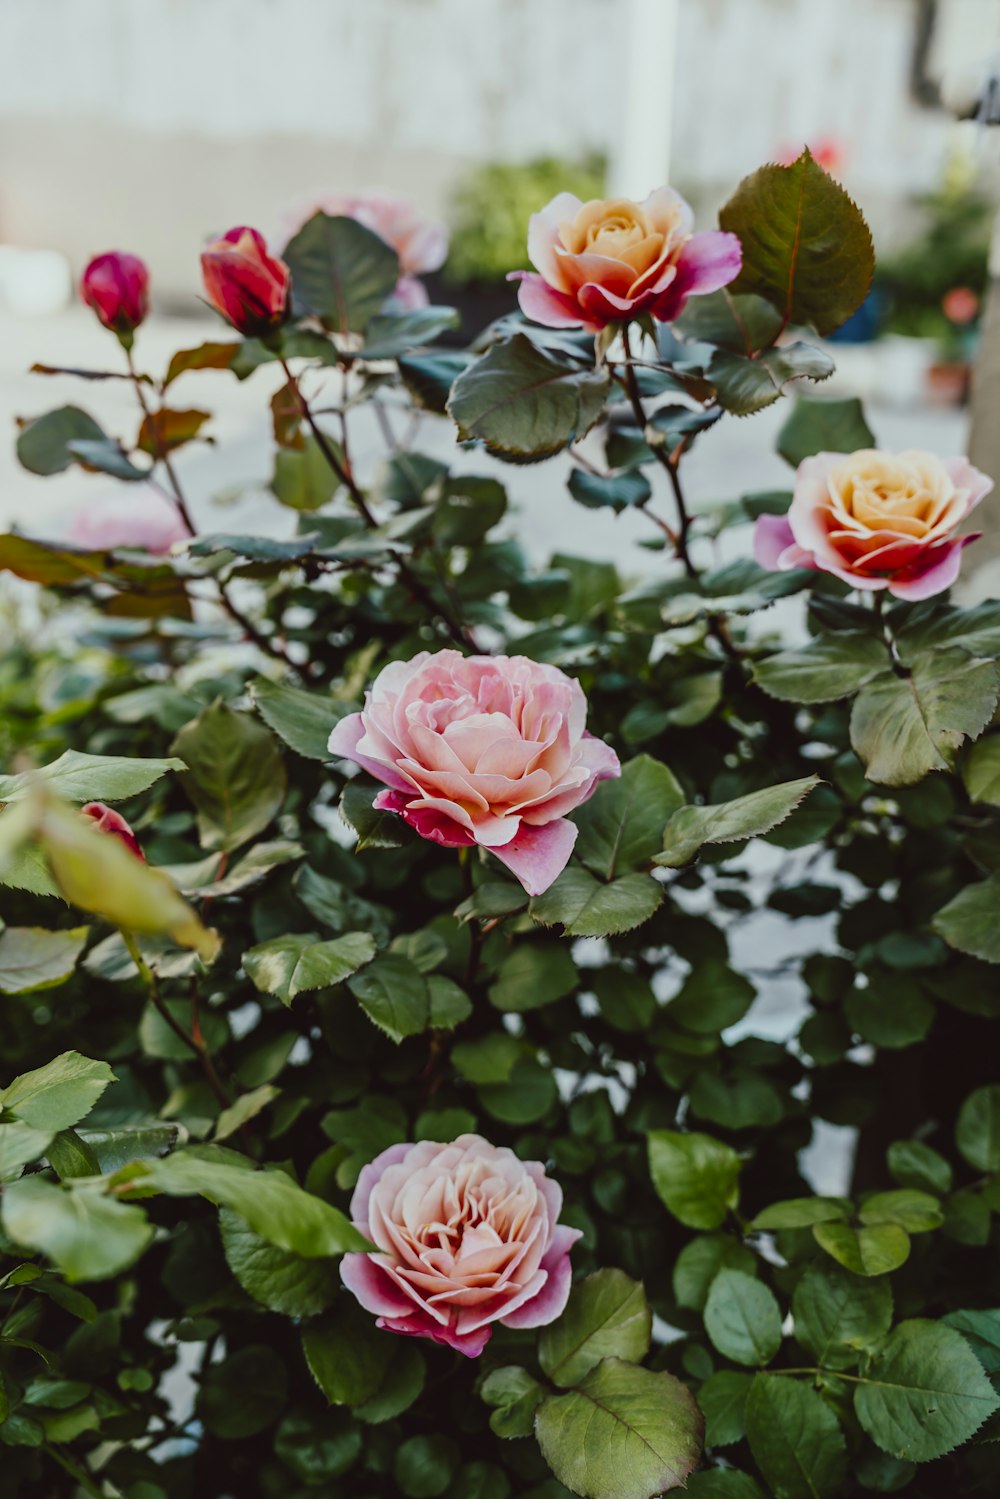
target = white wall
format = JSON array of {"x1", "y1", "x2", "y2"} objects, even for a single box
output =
[{"x1": 0, "y1": 0, "x2": 971, "y2": 297}]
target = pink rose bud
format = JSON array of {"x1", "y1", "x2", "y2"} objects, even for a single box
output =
[
  {"x1": 80, "y1": 251, "x2": 150, "y2": 338},
  {"x1": 328, "y1": 650, "x2": 620, "y2": 896},
  {"x1": 200, "y1": 226, "x2": 290, "y2": 337},
  {"x1": 754, "y1": 449, "x2": 993, "y2": 601},
  {"x1": 341, "y1": 1134, "x2": 582, "y2": 1358},
  {"x1": 509, "y1": 187, "x2": 742, "y2": 334},
  {"x1": 81, "y1": 803, "x2": 146, "y2": 862},
  {"x1": 69, "y1": 489, "x2": 190, "y2": 555}
]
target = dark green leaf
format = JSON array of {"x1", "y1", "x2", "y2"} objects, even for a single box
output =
[
  {"x1": 657, "y1": 778, "x2": 819, "y2": 867},
  {"x1": 171, "y1": 699, "x2": 287, "y2": 852},
  {"x1": 851, "y1": 654, "x2": 999, "y2": 786},
  {"x1": 744, "y1": 1373, "x2": 848, "y2": 1499},
  {"x1": 539, "y1": 1269, "x2": 652, "y2": 1387},
  {"x1": 648, "y1": 1130, "x2": 741, "y2": 1230},
  {"x1": 284, "y1": 212, "x2": 400, "y2": 333},
  {"x1": 777, "y1": 395, "x2": 876, "y2": 467},
  {"x1": 703, "y1": 1270, "x2": 782, "y2": 1367}
]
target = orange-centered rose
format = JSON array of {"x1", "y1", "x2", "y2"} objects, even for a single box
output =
[
  {"x1": 755, "y1": 448, "x2": 992, "y2": 600},
  {"x1": 510, "y1": 187, "x2": 741, "y2": 333}
]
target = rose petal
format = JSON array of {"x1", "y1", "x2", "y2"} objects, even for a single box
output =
[
  {"x1": 650, "y1": 230, "x2": 743, "y2": 321},
  {"x1": 510, "y1": 271, "x2": 587, "y2": 330},
  {"x1": 489, "y1": 818, "x2": 578, "y2": 895},
  {"x1": 888, "y1": 535, "x2": 979, "y2": 601}
]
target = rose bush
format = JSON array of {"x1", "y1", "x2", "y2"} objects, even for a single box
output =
[{"x1": 1, "y1": 147, "x2": 1000, "y2": 1499}]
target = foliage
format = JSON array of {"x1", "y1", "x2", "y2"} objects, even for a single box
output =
[
  {"x1": 0, "y1": 149, "x2": 998, "y2": 1499},
  {"x1": 446, "y1": 153, "x2": 607, "y2": 285}
]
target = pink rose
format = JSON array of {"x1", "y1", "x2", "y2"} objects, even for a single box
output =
[
  {"x1": 68, "y1": 490, "x2": 190, "y2": 555},
  {"x1": 341, "y1": 1134, "x2": 581, "y2": 1358},
  {"x1": 81, "y1": 803, "x2": 145, "y2": 862},
  {"x1": 328, "y1": 650, "x2": 620, "y2": 896},
  {"x1": 80, "y1": 251, "x2": 149, "y2": 338},
  {"x1": 201, "y1": 226, "x2": 290, "y2": 337},
  {"x1": 282, "y1": 192, "x2": 448, "y2": 309},
  {"x1": 509, "y1": 188, "x2": 742, "y2": 334},
  {"x1": 755, "y1": 448, "x2": 993, "y2": 601}
]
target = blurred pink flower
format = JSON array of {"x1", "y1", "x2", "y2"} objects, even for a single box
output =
[
  {"x1": 754, "y1": 448, "x2": 992, "y2": 601},
  {"x1": 81, "y1": 803, "x2": 145, "y2": 862},
  {"x1": 282, "y1": 192, "x2": 449, "y2": 309},
  {"x1": 509, "y1": 188, "x2": 741, "y2": 334},
  {"x1": 776, "y1": 137, "x2": 845, "y2": 176},
  {"x1": 341, "y1": 1134, "x2": 581, "y2": 1358},
  {"x1": 69, "y1": 490, "x2": 189, "y2": 555},
  {"x1": 943, "y1": 287, "x2": 980, "y2": 326},
  {"x1": 328, "y1": 650, "x2": 620, "y2": 895}
]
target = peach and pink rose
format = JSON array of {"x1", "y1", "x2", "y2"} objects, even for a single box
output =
[
  {"x1": 755, "y1": 448, "x2": 992, "y2": 601},
  {"x1": 282, "y1": 192, "x2": 448, "y2": 309},
  {"x1": 328, "y1": 650, "x2": 620, "y2": 895},
  {"x1": 341, "y1": 1134, "x2": 580, "y2": 1358},
  {"x1": 510, "y1": 188, "x2": 741, "y2": 334}
]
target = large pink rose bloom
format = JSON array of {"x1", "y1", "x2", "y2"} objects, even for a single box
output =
[
  {"x1": 283, "y1": 192, "x2": 448, "y2": 309},
  {"x1": 328, "y1": 651, "x2": 620, "y2": 895},
  {"x1": 69, "y1": 490, "x2": 189, "y2": 555},
  {"x1": 755, "y1": 449, "x2": 992, "y2": 601},
  {"x1": 510, "y1": 188, "x2": 742, "y2": 334},
  {"x1": 341, "y1": 1134, "x2": 581, "y2": 1358}
]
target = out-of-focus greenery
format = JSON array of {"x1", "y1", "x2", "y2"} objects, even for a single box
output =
[
  {"x1": 446, "y1": 154, "x2": 606, "y2": 285},
  {"x1": 877, "y1": 182, "x2": 991, "y2": 347}
]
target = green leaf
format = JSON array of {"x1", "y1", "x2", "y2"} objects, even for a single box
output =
[
  {"x1": 576, "y1": 755, "x2": 685, "y2": 879},
  {"x1": 962, "y1": 735, "x2": 1000, "y2": 807},
  {"x1": 272, "y1": 435, "x2": 338, "y2": 512},
  {"x1": 480, "y1": 1365, "x2": 545, "y2": 1439},
  {"x1": 744, "y1": 1373, "x2": 848, "y2": 1499},
  {"x1": 534, "y1": 1358, "x2": 703, "y2": 1499},
  {"x1": 673, "y1": 1234, "x2": 758, "y2": 1312},
  {"x1": 16, "y1": 406, "x2": 106, "y2": 475},
  {"x1": 448, "y1": 334, "x2": 610, "y2": 464},
  {"x1": 851, "y1": 654, "x2": 999, "y2": 786},
  {"x1": 340, "y1": 780, "x2": 415, "y2": 850},
  {"x1": 719, "y1": 149, "x2": 874, "y2": 335},
  {"x1": 0, "y1": 926, "x2": 88, "y2": 994},
  {"x1": 0, "y1": 1052, "x2": 115, "y2": 1132},
  {"x1": 666, "y1": 960, "x2": 755, "y2": 1034},
  {"x1": 753, "y1": 634, "x2": 887, "y2": 703},
  {"x1": 488, "y1": 942, "x2": 576, "y2": 1013},
  {"x1": 213, "y1": 1084, "x2": 279, "y2": 1141},
  {"x1": 675, "y1": 289, "x2": 783, "y2": 353},
  {"x1": 792, "y1": 1262, "x2": 893, "y2": 1370},
  {"x1": 0, "y1": 1122, "x2": 54, "y2": 1180},
  {"x1": 568, "y1": 467, "x2": 652, "y2": 513},
  {"x1": 163, "y1": 340, "x2": 240, "y2": 386},
  {"x1": 750, "y1": 1197, "x2": 849, "y2": 1231},
  {"x1": 704, "y1": 1270, "x2": 782, "y2": 1367},
  {"x1": 955, "y1": 1085, "x2": 1000, "y2": 1171},
  {"x1": 529, "y1": 867, "x2": 663, "y2": 937},
  {"x1": 243, "y1": 931, "x2": 375, "y2": 1005},
  {"x1": 686, "y1": 1469, "x2": 763, "y2": 1498},
  {"x1": 647, "y1": 1130, "x2": 741, "y2": 1230},
  {"x1": 129, "y1": 1152, "x2": 371, "y2": 1256},
  {"x1": 198, "y1": 1344, "x2": 288, "y2": 1439},
  {"x1": 812, "y1": 1221, "x2": 911, "y2": 1277},
  {"x1": 355, "y1": 1342, "x2": 426, "y2": 1425},
  {"x1": 360, "y1": 306, "x2": 461, "y2": 359},
  {"x1": 479, "y1": 1056, "x2": 557, "y2": 1126},
  {"x1": 941, "y1": 1309, "x2": 1000, "y2": 1374},
  {"x1": 854, "y1": 1319, "x2": 1000, "y2": 1462},
  {"x1": 934, "y1": 876, "x2": 1000, "y2": 964},
  {"x1": 539, "y1": 1269, "x2": 652, "y2": 1387},
  {"x1": 302, "y1": 1299, "x2": 395, "y2": 1407},
  {"x1": 859, "y1": 1189, "x2": 943, "y2": 1234},
  {"x1": 250, "y1": 678, "x2": 349, "y2": 760},
  {"x1": 451, "y1": 1033, "x2": 520, "y2": 1085},
  {"x1": 697, "y1": 1371, "x2": 754, "y2": 1450},
  {"x1": 171, "y1": 699, "x2": 287, "y2": 852},
  {"x1": 348, "y1": 953, "x2": 431, "y2": 1041},
  {"x1": 220, "y1": 1208, "x2": 339, "y2": 1317},
  {"x1": 887, "y1": 1140, "x2": 953, "y2": 1196},
  {"x1": 395, "y1": 1434, "x2": 460, "y2": 1498},
  {"x1": 273, "y1": 1409, "x2": 361, "y2": 1482},
  {"x1": 284, "y1": 212, "x2": 400, "y2": 333},
  {"x1": 777, "y1": 395, "x2": 876, "y2": 467},
  {"x1": 709, "y1": 342, "x2": 834, "y2": 417},
  {"x1": 1, "y1": 1176, "x2": 153, "y2": 1281},
  {"x1": 0, "y1": 749, "x2": 184, "y2": 805},
  {"x1": 656, "y1": 778, "x2": 819, "y2": 867},
  {"x1": 399, "y1": 350, "x2": 473, "y2": 413}
]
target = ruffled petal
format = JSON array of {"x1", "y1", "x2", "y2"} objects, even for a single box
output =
[{"x1": 489, "y1": 818, "x2": 578, "y2": 896}]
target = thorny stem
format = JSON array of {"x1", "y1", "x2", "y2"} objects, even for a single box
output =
[
  {"x1": 125, "y1": 350, "x2": 303, "y2": 677},
  {"x1": 619, "y1": 326, "x2": 698, "y2": 581},
  {"x1": 120, "y1": 930, "x2": 232, "y2": 1112},
  {"x1": 279, "y1": 356, "x2": 478, "y2": 652}
]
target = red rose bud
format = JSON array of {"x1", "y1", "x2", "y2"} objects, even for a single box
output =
[
  {"x1": 80, "y1": 251, "x2": 150, "y2": 338},
  {"x1": 81, "y1": 802, "x2": 146, "y2": 862},
  {"x1": 201, "y1": 226, "x2": 290, "y2": 337}
]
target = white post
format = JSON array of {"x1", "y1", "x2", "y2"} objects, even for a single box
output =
[{"x1": 608, "y1": 0, "x2": 680, "y2": 196}]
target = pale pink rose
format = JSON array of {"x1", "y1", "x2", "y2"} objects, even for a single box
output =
[
  {"x1": 328, "y1": 650, "x2": 620, "y2": 895},
  {"x1": 509, "y1": 187, "x2": 742, "y2": 334},
  {"x1": 281, "y1": 192, "x2": 448, "y2": 309},
  {"x1": 341, "y1": 1134, "x2": 581, "y2": 1358},
  {"x1": 755, "y1": 449, "x2": 992, "y2": 601},
  {"x1": 69, "y1": 490, "x2": 190, "y2": 555}
]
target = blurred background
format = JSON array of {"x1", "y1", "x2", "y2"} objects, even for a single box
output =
[{"x1": 0, "y1": 0, "x2": 998, "y2": 582}]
